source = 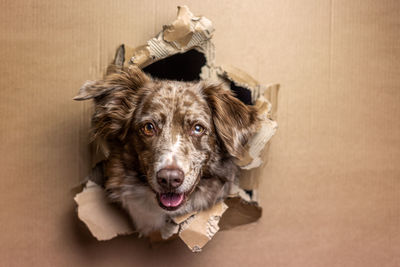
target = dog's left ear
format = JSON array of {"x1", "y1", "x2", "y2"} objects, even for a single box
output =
[
  {"x1": 74, "y1": 66, "x2": 150, "y2": 142},
  {"x1": 73, "y1": 66, "x2": 149, "y2": 101},
  {"x1": 202, "y1": 83, "x2": 259, "y2": 159}
]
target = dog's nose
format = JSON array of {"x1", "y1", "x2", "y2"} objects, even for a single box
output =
[{"x1": 156, "y1": 168, "x2": 184, "y2": 189}]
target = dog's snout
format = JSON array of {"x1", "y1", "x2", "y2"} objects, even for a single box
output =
[{"x1": 156, "y1": 168, "x2": 184, "y2": 189}]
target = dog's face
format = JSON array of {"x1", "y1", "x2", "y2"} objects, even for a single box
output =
[
  {"x1": 131, "y1": 81, "x2": 217, "y2": 210},
  {"x1": 75, "y1": 66, "x2": 259, "y2": 213}
]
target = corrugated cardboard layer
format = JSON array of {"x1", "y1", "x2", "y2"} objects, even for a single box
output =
[{"x1": 1, "y1": 1, "x2": 399, "y2": 266}]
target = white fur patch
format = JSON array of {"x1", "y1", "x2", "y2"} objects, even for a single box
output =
[{"x1": 160, "y1": 135, "x2": 181, "y2": 167}]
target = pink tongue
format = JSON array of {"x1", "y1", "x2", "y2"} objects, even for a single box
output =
[{"x1": 160, "y1": 193, "x2": 184, "y2": 207}]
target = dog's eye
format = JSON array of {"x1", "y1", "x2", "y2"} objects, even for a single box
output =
[
  {"x1": 142, "y1": 123, "x2": 156, "y2": 136},
  {"x1": 192, "y1": 124, "x2": 205, "y2": 136}
]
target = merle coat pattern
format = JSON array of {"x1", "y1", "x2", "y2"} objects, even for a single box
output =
[{"x1": 74, "y1": 66, "x2": 259, "y2": 235}]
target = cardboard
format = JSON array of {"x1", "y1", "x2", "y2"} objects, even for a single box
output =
[
  {"x1": 117, "y1": 5, "x2": 215, "y2": 72},
  {"x1": 74, "y1": 181, "x2": 134, "y2": 240},
  {"x1": 176, "y1": 202, "x2": 228, "y2": 252},
  {"x1": 1, "y1": 0, "x2": 399, "y2": 265}
]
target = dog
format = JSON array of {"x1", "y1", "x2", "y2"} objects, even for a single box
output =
[{"x1": 74, "y1": 66, "x2": 259, "y2": 236}]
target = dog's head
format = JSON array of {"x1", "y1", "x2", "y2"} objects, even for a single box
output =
[{"x1": 75, "y1": 66, "x2": 259, "y2": 212}]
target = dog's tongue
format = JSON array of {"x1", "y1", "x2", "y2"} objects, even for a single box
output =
[{"x1": 160, "y1": 193, "x2": 184, "y2": 207}]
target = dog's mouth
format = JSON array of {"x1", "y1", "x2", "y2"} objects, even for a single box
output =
[{"x1": 157, "y1": 192, "x2": 185, "y2": 211}]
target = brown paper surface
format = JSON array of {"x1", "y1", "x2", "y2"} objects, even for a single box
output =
[{"x1": 2, "y1": 1, "x2": 399, "y2": 266}]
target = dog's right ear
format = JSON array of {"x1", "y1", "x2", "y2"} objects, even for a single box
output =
[
  {"x1": 202, "y1": 83, "x2": 260, "y2": 159},
  {"x1": 73, "y1": 66, "x2": 150, "y2": 101}
]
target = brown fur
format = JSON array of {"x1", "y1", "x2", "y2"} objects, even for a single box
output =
[{"x1": 75, "y1": 66, "x2": 259, "y2": 235}]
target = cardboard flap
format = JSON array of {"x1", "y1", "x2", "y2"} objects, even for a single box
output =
[
  {"x1": 74, "y1": 181, "x2": 135, "y2": 240},
  {"x1": 236, "y1": 84, "x2": 279, "y2": 190},
  {"x1": 236, "y1": 83, "x2": 279, "y2": 170},
  {"x1": 218, "y1": 64, "x2": 261, "y2": 92},
  {"x1": 118, "y1": 5, "x2": 214, "y2": 69},
  {"x1": 163, "y1": 6, "x2": 195, "y2": 47},
  {"x1": 219, "y1": 196, "x2": 262, "y2": 230},
  {"x1": 218, "y1": 184, "x2": 262, "y2": 229},
  {"x1": 177, "y1": 202, "x2": 228, "y2": 252}
]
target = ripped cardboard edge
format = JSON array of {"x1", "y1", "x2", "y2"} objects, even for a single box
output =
[
  {"x1": 75, "y1": 180, "x2": 230, "y2": 251},
  {"x1": 174, "y1": 202, "x2": 228, "y2": 252},
  {"x1": 116, "y1": 5, "x2": 215, "y2": 71},
  {"x1": 75, "y1": 5, "x2": 277, "y2": 252},
  {"x1": 75, "y1": 180, "x2": 260, "y2": 251}
]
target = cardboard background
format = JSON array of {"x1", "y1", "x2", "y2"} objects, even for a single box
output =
[{"x1": 1, "y1": 1, "x2": 399, "y2": 266}]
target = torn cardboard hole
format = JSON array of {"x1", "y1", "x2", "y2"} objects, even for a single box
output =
[
  {"x1": 75, "y1": 5, "x2": 279, "y2": 252},
  {"x1": 143, "y1": 49, "x2": 206, "y2": 81}
]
